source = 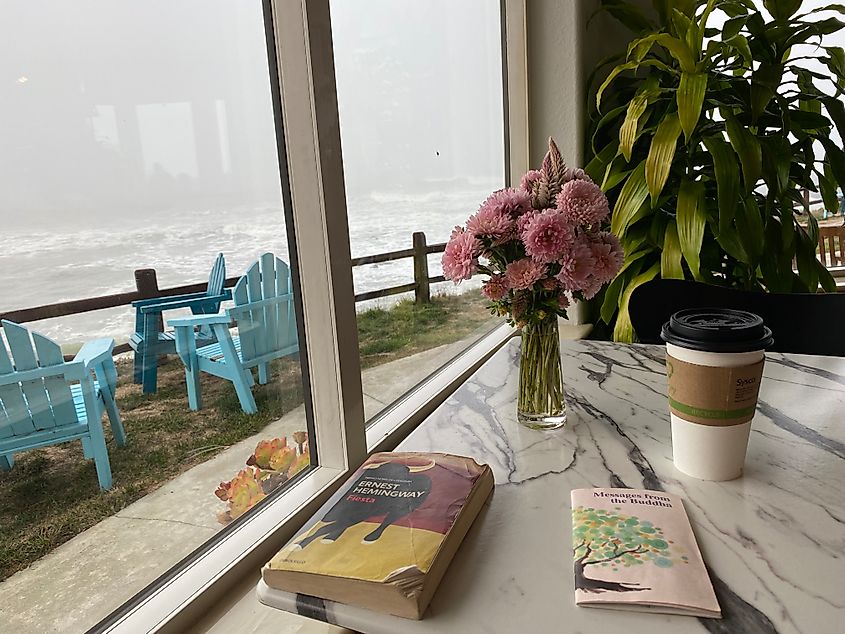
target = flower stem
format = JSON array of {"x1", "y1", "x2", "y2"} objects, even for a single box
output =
[{"x1": 518, "y1": 318, "x2": 565, "y2": 418}]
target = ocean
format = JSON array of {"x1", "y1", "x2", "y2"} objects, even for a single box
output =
[{"x1": 0, "y1": 184, "x2": 495, "y2": 345}]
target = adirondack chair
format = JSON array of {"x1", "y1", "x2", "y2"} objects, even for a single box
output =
[
  {"x1": 0, "y1": 321, "x2": 127, "y2": 491},
  {"x1": 169, "y1": 254, "x2": 299, "y2": 414},
  {"x1": 129, "y1": 253, "x2": 230, "y2": 394}
]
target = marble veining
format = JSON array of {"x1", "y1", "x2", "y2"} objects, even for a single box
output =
[{"x1": 258, "y1": 340, "x2": 845, "y2": 634}]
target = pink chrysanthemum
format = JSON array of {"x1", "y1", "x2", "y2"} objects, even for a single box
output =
[
  {"x1": 442, "y1": 226, "x2": 480, "y2": 283},
  {"x1": 521, "y1": 209, "x2": 575, "y2": 263},
  {"x1": 541, "y1": 277, "x2": 558, "y2": 291},
  {"x1": 520, "y1": 169, "x2": 542, "y2": 193},
  {"x1": 505, "y1": 258, "x2": 546, "y2": 291},
  {"x1": 467, "y1": 203, "x2": 514, "y2": 245},
  {"x1": 556, "y1": 179, "x2": 610, "y2": 226},
  {"x1": 588, "y1": 231, "x2": 624, "y2": 284},
  {"x1": 481, "y1": 187, "x2": 532, "y2": 219},
  {"x1": 482, "y1": 275, "x2": 508, "y2": 301},
  {"x1": 556, "y1": 240, "x2": 597, "y2": 291},
  {"x1": 558, "y1": 294, "x2": 571, "y2": 310}
]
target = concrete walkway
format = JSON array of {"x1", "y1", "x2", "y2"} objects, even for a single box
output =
[{"x1": 0, "y1": 324, "x2": 591, "y2": 633}]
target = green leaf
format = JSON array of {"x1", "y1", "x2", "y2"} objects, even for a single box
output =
[
  {"x1": 619, "y1": 79, "x2": 659, "y2": 161},
  {"x1": 628, "y1": 33, "x2": 696, "y2": 72},
  {"x1": 661, "y1": 220, "x2": 684, "y2": 279},
  {"x1": 676, "y1": 179, "x2": 706, "y2": 280},
  {"x1": 751, "y1": 63, "x2": 783, "y2": 120},
  {"x1": 760, "y1": 137, "x2": 792, "y2": 196},
  {"x1": 818, "y1": 168, "x2": 840, "y2": 214},
  {"x1": 677, "y1": 73, "x2": 707, "y2": 141},
  {"x1": 586, "y1": 141, "x2": 618, "y2": 182},
  {"x1": 613, "y1": 262, "x2": 660, "y2": 343},
  {"x1": 763, "y1": 0, "x2": 803, "y2": 21},
  {"x1": 821, "y1": 138, "x2": 845, "y2": 190},
  {"x1": 611, "y1": 160, "x2": 650, "y2": 235},
  {"x1": 600, "y1": 251, "x2": 649, "y2": 324},
  {"x1": 823, "y1": 96, "x2": 845, "y2": 140},
  {"x1": 702, "y1": 135, "x2": 740, "y2": 236},
  {"x1": 723, "y1": 16, "x2": 747, "y2": 39},
  {"x1": 725, "y1": 114, "x2": 762, "y2": 191},
  {"x1": 646, "y1": 112, "x2": 682, "y2": 202},
  {"x1": 735, "y1": 196, "x2": 764, "y2": 263}
]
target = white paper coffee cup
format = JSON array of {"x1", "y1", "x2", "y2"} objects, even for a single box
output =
[{"x1": 661, "y1": 310, "x2": 773, "y2": 481}]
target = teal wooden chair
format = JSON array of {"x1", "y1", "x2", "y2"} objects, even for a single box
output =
[
  {"x1": 129, "y1": 253, "x2": 230, "y2": 394},
  {"x1": 169, "y1": 253, "x2": 299, "y2": 414},
  {"x1": 0, "y1": 321, "x2": 127, "y2": 491}
]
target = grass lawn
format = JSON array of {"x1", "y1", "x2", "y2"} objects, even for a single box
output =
[{"x1": 0, "y1": 291, "x2": 497, "y2": 581}]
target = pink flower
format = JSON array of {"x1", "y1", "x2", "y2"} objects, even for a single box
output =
[
  {"x1": 442, "y1": 226, "x2": 480, "y2": 283},
  {"x1": 541, "y1": 278, "x2": 558, "y2": 291},
  {"x1": 588, "y1": 232, "x2": 624, "y2": 284},
  {"x1": 556, "y1": 240, "x2": 596, "y2": 291},
  {"x1": 558, "y1": 294, "x2": 570, "y2": 310},
  {"x1": 563, "y1": 167, "x2": 591, "y2": 183},
  {"x1": 520, "y1": 169, "x2": 542, "y2": 193},
  {"x1": 579, "y1": 276, "x2": 603, "y2": 300},
  {"x1": 505, "y1": 258, "x2": 546, "y2": 291},
  {"x1": 481, "y1": 187, "x2": 532, "y2": 219},
  {"x1": 556, "y1": 179, "x2": 609, "y2": 226},
  {"x1": 516, "y1": 210, "x2": 538, "y2": 235},
  {"x1": 521, "y1": 209, "x2": 575, "y2": 263},
  {"x1": 482, "y1": 275, "x2": 508, "y2": 301},
  {"x1": 467, "y1": 203, "x2": 514, "y2": 245}
]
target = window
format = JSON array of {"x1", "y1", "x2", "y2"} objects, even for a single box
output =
[
  {"x1": 330, "y1": 0, "x2": 508, "y2": 424},
  {"x1": 0, "y1": 1, "x2": 315, "y2": 630},
  {"x1": 0, "y1": 1, "x2": 522, "y2": 631}
]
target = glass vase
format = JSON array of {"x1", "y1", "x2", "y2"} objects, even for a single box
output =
[{"x1": 517, "y1": 318, "x2": 566, "y2": 430}]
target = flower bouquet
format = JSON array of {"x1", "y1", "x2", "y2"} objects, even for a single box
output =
[{"x1": 442, "y1": 138, "x2": 623, "y2": 429}]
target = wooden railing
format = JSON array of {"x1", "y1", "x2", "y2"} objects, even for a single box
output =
[{"x1": 0, "y1": 231, "x2": 448, "y2": 335}]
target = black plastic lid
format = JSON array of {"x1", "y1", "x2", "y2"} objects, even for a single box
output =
[{"x1": 660, "y1": 308, "x2": 773, "y2": 353}]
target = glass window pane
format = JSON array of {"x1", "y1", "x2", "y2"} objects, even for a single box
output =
[
  {"x1": 0, "y1": 2, "x2": 313, "y2": 630},
  {"x1": 330, "y1": 0, "x2": 506, "y2": 423}
]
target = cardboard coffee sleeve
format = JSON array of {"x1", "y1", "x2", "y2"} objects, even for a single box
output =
[{"x1": 666, "y1": 355, "x2": 764, "y2": 426}]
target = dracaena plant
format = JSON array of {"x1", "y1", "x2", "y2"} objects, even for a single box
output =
[{"x1": 587, "y1": 0, "x2": 845, "y2": 341}]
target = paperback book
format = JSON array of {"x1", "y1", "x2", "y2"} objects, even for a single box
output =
[
  {"x1": 263, "y1": 452, "x2": 494, "y2": 619},
  {"x1": 571, "y1": 487, "x2": 721, "y2": 618}
]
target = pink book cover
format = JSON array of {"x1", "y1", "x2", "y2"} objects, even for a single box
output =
[{"x1": 571, "y1": 488, "x2": 721, "y2": 618}]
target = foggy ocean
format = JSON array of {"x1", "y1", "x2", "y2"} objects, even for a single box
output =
[{"x1": 0, "y1": 185, "x2": 495, "y2": 344}]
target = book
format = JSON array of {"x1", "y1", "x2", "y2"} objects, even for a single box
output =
[
  {"x1": 263, "y1": 451, "x2": 494, "y2": 619},
  {"x1": 571, "y1": 487, "x2": 721, "y2": 618}
]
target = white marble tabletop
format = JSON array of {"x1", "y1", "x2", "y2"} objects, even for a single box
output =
[{"x1": 258, "y1": 340, "x2": 845, "y2": 633}]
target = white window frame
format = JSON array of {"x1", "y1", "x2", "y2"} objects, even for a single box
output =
[{"x1": 94, "y1": 1, "x2": 527, "y2": 631}]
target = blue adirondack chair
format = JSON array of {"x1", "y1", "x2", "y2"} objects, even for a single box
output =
[
  {"x1": 169, "y1": 254, "x2": 299, "y2": 414},
  {"x1": 129, "y1": 253, "x2": 230, "y2": 394},
  {"x1": 0, "y1": 320, "x2": 127, "y2": 491}
]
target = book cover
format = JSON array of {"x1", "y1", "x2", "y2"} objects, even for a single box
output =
[
  {"x1": 263, "y1": 452, "x2": 493, "y2": 618},
  {"x1": 571, "y1": 488, "x2": 721, "y2": 618}
]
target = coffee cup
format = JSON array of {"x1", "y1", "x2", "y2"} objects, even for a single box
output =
[{"x1": 661, "y1": 309, "x2": 773, "y2": 481}]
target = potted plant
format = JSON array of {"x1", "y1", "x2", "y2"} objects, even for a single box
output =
[{"x1": 587, "y1": 0, "x2": 845, "y2": 341}]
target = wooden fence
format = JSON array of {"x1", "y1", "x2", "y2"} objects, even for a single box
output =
[{"x1": 0, "y1": 232, "x2": 448, "y2": 341}]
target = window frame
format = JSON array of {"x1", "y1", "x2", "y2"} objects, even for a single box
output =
[{"x1": 94, "y1": 0, "x2": 527, "y2": 631}]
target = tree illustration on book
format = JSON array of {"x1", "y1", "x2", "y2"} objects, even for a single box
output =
[{"x1": 572, "y1": 506, "x2": 689, "y2": 593}]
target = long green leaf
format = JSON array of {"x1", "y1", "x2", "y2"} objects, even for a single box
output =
[
  {"x1": 751, "y1": 63, "x2": 783, "y2": 119},
  {"x1": 610, "y1": 160, "x2": 649, "y2": 235},
  {"x1": 725, "y1": 114, "x2": 762, "y2": 191},
  {"x1": 596, "y1": 61, "x2": 640, "y2": 110},
  {"x1": 600, "y1": 251, "x2": 649, "y2": 324},
  {"x1": 676, "y1": 179, "x2": 706, "y2": 280},
  {"x1": 735, "y1": 197, "x2": 764, "y2": 263},
  {"x1": 620, "y1": 96, "x2": 649, "y2": 162},
  {"x1": 764, "y1": 0, "x2": 803, "y2": 21},
  {"x1": 613, "y1": 262, "x2": 660, "y2": 343},
  {"x1": 677, "y1": 73, "x2": 707, "y2": 141},
  {"x1": 646, "y1": 112, "x2": 682, "y2": 203},
  {"x1": 661, "y1": 220, "x2": 684, "y2": 279},
  {"x1": 702, "y1": 135, "x2": 740, "y2": 236},
  {"x1": 628, "y1": 33, "x2": 696, "y2": 71}
]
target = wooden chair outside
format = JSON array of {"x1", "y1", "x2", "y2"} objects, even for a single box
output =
[
  {"x1": 817, "y1": 225, "x2": 845, "y2": 268},
  {"x1": 129, "y1": 253, "x2": 230, "y2": 394},
  {"x1": 0, "y1": 321, "x2": 127, "y2": 490},
  {"x1": 169, "y1": 253, "x2": 299, "y2": 414}
]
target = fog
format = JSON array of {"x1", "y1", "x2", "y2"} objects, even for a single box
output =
[{"x1": 0, "y1": 0, "x2": 503, "y2": 231}]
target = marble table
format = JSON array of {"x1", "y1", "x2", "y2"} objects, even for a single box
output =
[{"x1": 258, "y1": 340, "x2": 845, "y2": 633}]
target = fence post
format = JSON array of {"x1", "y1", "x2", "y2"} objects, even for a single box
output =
[
  {"x1": 413, "y1": 232, "x2": 430, "y2": 304},
  {"x1": 134, "y1": 268, "x2": 163, "y2": 331}
]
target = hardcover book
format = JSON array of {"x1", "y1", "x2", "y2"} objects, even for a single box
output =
[
  {"x1": 571, "y1": 488, "x2": 721, "y2": 618},
  {"x1": 263, "y1": 452, "x2": 494, "y2": 619}
]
